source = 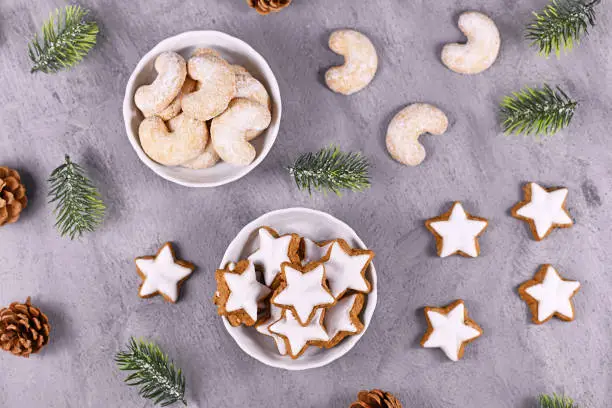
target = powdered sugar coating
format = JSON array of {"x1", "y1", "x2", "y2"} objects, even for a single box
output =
[
  {"x1": 135, "y1": 52, "x2": 187, "y2": 117},
  {"x1": 441, "y1": 11, "x2": 501, "y2": 75},
  {"x1": 386, "y1": 103, "x2": 448, "y2": 166},
  {"x1": 182, "y1": 52, "x2": 236, "y2": 121},
  {"x1": 139, "y1": 113, "x2": 206, "y2": 166},
  {"x1": 211, "y1": 98, "x2": 271, "y2": 166},
  {"x1": 325, "y1": 30, "x2": 378, "y2": 95}
]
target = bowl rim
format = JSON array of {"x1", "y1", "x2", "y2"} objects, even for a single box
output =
[
  {"x1": 219, "y1": 207, "x2": 378, "y2": 370},
  {"x1": 122, "y1": 30, "x2": 282, "y2": 188}
]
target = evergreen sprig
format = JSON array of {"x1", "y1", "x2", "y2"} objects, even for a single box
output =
[
  {"x1": 115, "y1": 338, "x2": 187, "y2": 407},
  {"x1": 539, "y1": 394, "x2": 578, "y2": 408},
  {"x1": 28, "y1": 5, "x2": 99, "y2": 73},
  {"x1": 288, "y1": 146, "x2": 371, "y2": 196},
  {"x1": 500, "y1": 84, "x2": 577, "y2": 136},
  {"x1": 48, "y1": 155, "x2": 105, "y2": 240},
  {"x1": 526, "y1": 0, "x2": 600, "y2": 57}
]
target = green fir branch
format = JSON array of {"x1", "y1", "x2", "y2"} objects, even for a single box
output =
[
  {"x1": 288, "y1": 146, "x2": 371, "y2": 196},
  {"x1": 48, "y1": 155, "x2": 105, "y2": 240},
  {"x1": 28, "y1": 5, "x2": 99, "y2": 73},
  {"x1": 500, "y1": 84, "x2": 577, "y2": 136},
  {"x1": 539, "y1": 394, "x2": 578, "y2": 408},
  {"x1": 116, "y1": 338, "x2": 187, "y2": 407},
  {"x1": 526, "y1": 0, "x2": 600, "y2": 57}
]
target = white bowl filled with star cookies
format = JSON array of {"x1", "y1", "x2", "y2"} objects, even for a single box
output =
[
  {"x1": 123, "y1": 31, "x2": 281, "y2": 187},
  {"x1": 213, "y1": 208, "x2": 377, "y2": 370}
]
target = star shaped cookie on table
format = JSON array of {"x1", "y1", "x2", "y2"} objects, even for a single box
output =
[
  {"x1": 518, "y1": 264, "x2": 581, "y2": 324},
  {"x1": 135, "y1": 242, "x2": 195, "y2": 303},
  {"x1": 248, "y1": 227, "x2": 300, "y2": 286},
  {"x1": 511, "y1": 182, "x2": 573, "y2": 240},
  {"x1": 420, "y1": 300, "x2": 483, "y2": 361},
  {"x1": 425, "y1": 202, "x2": 488, "y2": 258}
]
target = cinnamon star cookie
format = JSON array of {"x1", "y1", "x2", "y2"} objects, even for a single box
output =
[
  {"x1": 518, "y1": 264, "x2": 580, "y2": 324},
  {"x1": 135, "y1": 242, "x2": 195, "y2": 303},
  {"x1": 511, "y1": 182, "x2": 573, "y2": 240},
  {"x1": 420, "y1": 299, "x2": 482, "y2": 361},
  {"x1": 425, "y1": 202, "x2": 488, "y2": 258}
]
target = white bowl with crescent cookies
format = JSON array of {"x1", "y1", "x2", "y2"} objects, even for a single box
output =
[
  {"x1": 213, "y1": 207, "x2": 377, "y2": 370},
  {"x1": 123, "y1": 31, "x2": 281, "y2": 187}
]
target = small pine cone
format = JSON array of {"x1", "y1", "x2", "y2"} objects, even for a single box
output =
[
  {"x1": 246, "y1": 0, "x2": 292, "y2": 15},
  {"x1": 350, "y1": 389, "x2": 403, "y2": 408},
  {"x1": 0, "y1": 166, "x2": 28, "y2": 227},
  {"x1": 0, "y1": 297, "x2": 51, "y2": 358}
]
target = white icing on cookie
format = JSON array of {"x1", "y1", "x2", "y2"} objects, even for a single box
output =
[
  {"x1": 524, "y1": 265, "x2": 580, "y2": 322},
  {"x1": 273, "y1": 264, "x2": 335, "y2": 325},
  {"x1": 302, "y1": 238, "x2": 332, "y2": 265},
  {"x1": 255, "y1": 304, "x2": 287, "y2": 355},
  {"x1": 427, "y1": 202, "x2": 487, "y2": 258},
  {"x1": 324, "y1": 241, "x2": 371, "y2": 298},
  {"x1": 248, "y1": 228, "x2": 295, "y2": 286},
  {"x1": 422, "y1": 302, "x2": 481, "y2": 362},
  {"x1": 269, "y1": 309, "x2": 329, "y2": 358},
  {"x1": 515, "y1": 183, "x2": 573, "y2": 239},
  {"x1": 223, "y1": 261, "x2": 271, "y2": 322},
  {"x1": 136, "y1": 244, "x2": 193, "y2": 303},
  {"x1": 324, "y1": 293, "x2": 360, "y2": 339}
]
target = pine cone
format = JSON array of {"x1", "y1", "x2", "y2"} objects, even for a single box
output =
[
  {"x1": 350, "y1": 389, "x2": 402, "y2": 408},
  {"x1": 246, "y1": 0, "x2": 292, "y2": 15},
  {"x1": 0, "y1": 166, "x2": 28, "y2": 227},
  {"x1": 0, "y1": 297, "x2": 51, "y2": 358}
]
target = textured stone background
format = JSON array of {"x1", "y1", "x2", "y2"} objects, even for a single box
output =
[{"x1": 0, "y1": 0, "x2": 611, "y2": 407}]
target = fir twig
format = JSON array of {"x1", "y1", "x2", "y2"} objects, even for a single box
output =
[
  {"x1": 48, "y1": 155, "x2": 105, "y2": 240},
  {"x1": 115, "y1": 338, "x2": 187, "y2": 407},
  {"x1": 500, "y1": 84, "x2": 577, "y2": 136},
  {"x1": 28, "y1": 5, "x2": 99, "y2": 73},
  {"x1": 526, "y1": 0, "x2": 600, "y2": 57},
  {"x1": 539, "y1": 394, "x2": 578, "y2": 408},
  {"x1": 288, "y1": 146, "x2": 371, "y2": 196}
]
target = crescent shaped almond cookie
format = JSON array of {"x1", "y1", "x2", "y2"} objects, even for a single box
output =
[
  {"x1": 325, "y1": 29, "x2": 378, "y2": 95},
  {"x1": 211, "y1": 98, "x2": 272, "y2": 166},
  {"x1": 138, "y1": 114, "x2": 206, "y2": 166},
  {"x1": 182, "y1": 51, "x2": 236, "y2": 121},
  {"x1": 135, "y1": 52, "x2": 187, "y2": 117},
  {"x1": 441, "y1": 11, "x2": 501, "y2": 74},
  {"x1": 386, "y1": 103, "x2": 449, "y2": 166},
  {"x1": 157, "y1": 77, "x2": 196, "y2": 121},
  {"x1": 233, "y1": 65, "x2": 271, "y2": 140}
]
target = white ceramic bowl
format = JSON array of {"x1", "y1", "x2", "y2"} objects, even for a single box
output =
[
  {"x1": 123, "y1": 31, "x2": 282, "y2": 187},
  {"x1": 219, "y1": 207, "x2": 377, "y2": 370}
]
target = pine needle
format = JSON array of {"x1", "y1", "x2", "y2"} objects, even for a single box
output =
[
  {"x1": 48, "y1": 155, "x2": 105, "y2": 240},
  {"x1": 526, "y1": 0, "x2": 600, "y2": 57},
  {"x1": 500, "y1": 84, "x2": 577, "y2": 136},
  {"x1": 28, "y1": 5, "x2": 99, "y2": 73},
  {"x1": 539, "y1": 394, "x2": 578, "y2": 408},
  {"x1": 116, "y1": 338, "x2": 187, "y2": 407},
  {"x1": 288, "y1": 146, "x2": 371, "y2": 196}
]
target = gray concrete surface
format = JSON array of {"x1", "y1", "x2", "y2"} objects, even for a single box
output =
[{"x1": 0, "y1": 0, "x2": 611, "y2": 407}]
